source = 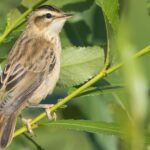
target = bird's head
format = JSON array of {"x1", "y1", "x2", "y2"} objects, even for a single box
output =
[{"x1": 27, "y1": 5, "x2": 72, "y2": 35}]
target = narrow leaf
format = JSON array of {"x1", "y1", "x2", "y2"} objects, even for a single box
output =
[
  {"x1": 75, "y1": 85, "x2": 125, "y2": 98},
  {"x1": 21, "y1": 0, "x2": 41, "y2": 8},
  {"x1": 40, "y1": 120, "x2": 150, "y2": 144},
  {"x1": 147, "y1": 0, "x2": 150, "y2": 15},
  {"x1": 22, "y1": 0, "x2": 87, "y2": 8},
  {"x1": 47, "y1": 0, "x2": 88, "y2": 7},
  {"x1": 96, "y1": 0, "x2": 119, "y2": 33},
  {"x1": 40, "y1": 120, "x2": 122, "y2": 136},
  {"x1": 96, "y1": 0, "x2": 120, "y2": 67}
]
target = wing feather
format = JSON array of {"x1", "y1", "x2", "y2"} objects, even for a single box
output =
[{"x1": 0, "y1": 35, "x2": 56, "y2": 111}]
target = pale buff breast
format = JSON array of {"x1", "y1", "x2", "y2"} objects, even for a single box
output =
[{"x1": 28, "y1": 36, "x2": 61, "y2": 105}]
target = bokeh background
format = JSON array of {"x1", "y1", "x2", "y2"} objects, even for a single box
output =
[{"x1": 0, "y1": 0, "x2": 150, "y2": 150}]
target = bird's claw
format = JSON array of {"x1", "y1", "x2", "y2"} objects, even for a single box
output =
[
  {"x1": 22, "y1": 118, "x2": 34, "y2": 135},
  {"x1": 44, "y1": 105, "x2": 57, "y2": 121},
  {"x1": 29, "y1": 104, "x2": 57, "y2": 121}
]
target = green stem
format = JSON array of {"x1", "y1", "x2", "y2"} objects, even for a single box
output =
[
  {"x1": 14, "y1": 45, "x2": 150, "y2": 137},
  {"x1": 0, "y1": 0, "x2": 48, "y2": 44}
]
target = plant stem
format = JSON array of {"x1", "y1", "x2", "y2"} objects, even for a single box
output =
[
  {"x1": 14, "y1": 45, "x2": 150, "y2": 137},
  {"x1": 0, "y1": 0, "x2": 48, "y2": 44}
]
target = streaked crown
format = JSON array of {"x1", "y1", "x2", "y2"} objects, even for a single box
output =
[{"x1": 27, "y1": 5, "x2": 72, "y2": 34}]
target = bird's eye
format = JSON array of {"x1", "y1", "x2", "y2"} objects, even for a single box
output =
[{"x1": 45, "y1": 13, "x2": 52, "y2": 19}]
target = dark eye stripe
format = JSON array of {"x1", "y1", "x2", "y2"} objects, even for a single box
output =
[{"x1": 35, "y1": 13, "x2": 53, "y2": 21}]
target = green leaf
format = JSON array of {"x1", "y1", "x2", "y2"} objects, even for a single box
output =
[
  {"x1": 40, "y1": 120, "x2": 150, "y2": 145},
  {"x1": 96, "y1": 0, "x2": 119, "y2": 33},
  {"x1": 47, "y1": 0, "x2": 88, "y2": 8},
  {"x1": 21, "y1": 0, "x2": 43, "y2": 8},
  {"x1": 0, "y1": 58, "x2": 6, "y2": 63},
  {"x1": 6, "y1": 9, "x2": 21, "y2": 30},
  {"x1": 96, "y1": 0, "x2": 120, "y2": 67},
  {"x1": 74, "y1": 85, "x2": 125, "y2": 98},
  {"x1": 58, "y1": 46, "x2": 104, "y2": 87},
  {"x1": 39, "y1": 120, "x2": 150, "y2": 144},
  {"x1": 22, "y1": 0, "x2": 87, "y2": 8},
  {"x1": 147, "y1": 0, "x2": 150, "y2": 15},
  {"x1": 40, "y1": 120, "x2": 122, "y2": 136}
]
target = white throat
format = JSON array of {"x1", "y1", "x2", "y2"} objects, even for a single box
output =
[{"x1": 48, "y1": 18, "x2": 66, "y2": 35}]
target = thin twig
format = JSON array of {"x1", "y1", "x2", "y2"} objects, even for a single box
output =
[
  {"x1": 14, "y1": 45, "x2": 150, "y2": 137},
  {"x1": 23, "y1": 133, "x2": 45, "y2": 150}
]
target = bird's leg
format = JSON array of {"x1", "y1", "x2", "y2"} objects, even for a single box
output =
[
  {"x1": 29, "y1": 104, "x2": 57, "y2": 120},
  {"x1": 19, "y1": 114, "x2": 34, "y2": 135},
  {"x1": 22, "y1": 118, "x2": 34, "y2": 135},
  {"x1": 20, "y1": 104, "x2": 57, "y2": 135}
]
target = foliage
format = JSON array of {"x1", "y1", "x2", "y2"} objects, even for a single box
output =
[
  {"x1": 40, "y1": 120, "x2": 122, "y2": 136},
  {"x1": 59, "y1": 46, "x2": 104, "y2": 87},
  {"x1": 0, "y1": 0, "x2": 149, "y2": 150}
]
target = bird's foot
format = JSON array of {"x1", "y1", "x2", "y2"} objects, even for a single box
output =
[
  {"x1": 22, "y1": 118, "x2": 34, "y2": 135},
  {"x1": 29, "y1": 104, "x2": 57, "y2": 120}
]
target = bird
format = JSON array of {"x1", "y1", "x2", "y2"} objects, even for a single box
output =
[{"x1": 0, "y1": 5, "x2": 72, "y2": 149}]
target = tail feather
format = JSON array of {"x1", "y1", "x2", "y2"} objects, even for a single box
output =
[{"x1": 0, "y1": 112, "x2": 17, "y2": 149}]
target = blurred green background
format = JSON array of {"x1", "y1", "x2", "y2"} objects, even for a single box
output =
[{"x1": 0, "y1": 0, "x2": 150, "y2": 150}]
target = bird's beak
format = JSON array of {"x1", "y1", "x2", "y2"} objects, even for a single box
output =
[
  {"x1": 54, "y1": 13, "x2": 73, "y2": 20},
  {"x1": 55, "y1": 13, "x2": 73, "y2": 19},
  {"x1": 64, "y1": 13, "x2": 73, "y2": 19}
]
